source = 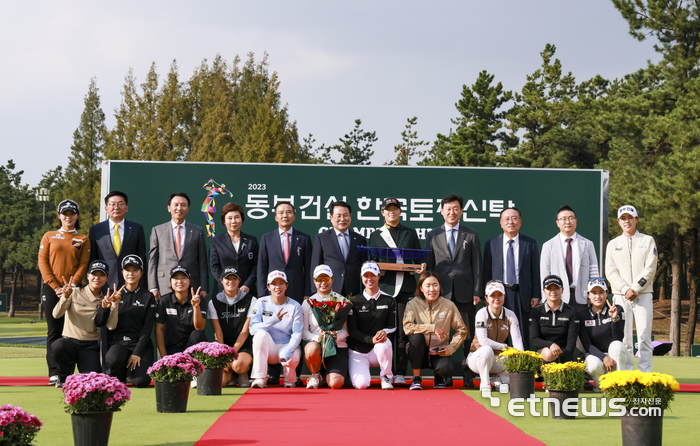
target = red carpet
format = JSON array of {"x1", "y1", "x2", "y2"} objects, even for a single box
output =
[
  {"x1": 2, "y1": 376, "x2": 700, "y2": 392},
  {"x1": 194, "y1": 387, "x2": 545, "y2": 446}
]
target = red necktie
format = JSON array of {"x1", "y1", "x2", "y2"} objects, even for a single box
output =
[
  {"x1": 283, "y1": 232, "x2": 290, "y2": 263},
  {"x1": 175, "y1": 225, "x2": 182, "y2": 259}
]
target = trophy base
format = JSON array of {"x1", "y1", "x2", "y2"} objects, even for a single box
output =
[{"x1": 377, "y1": 263, "x2": 422, "y2": 272}]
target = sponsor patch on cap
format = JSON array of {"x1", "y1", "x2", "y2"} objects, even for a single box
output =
[
  {"x1": 88, "y1": 260, "x2": 108, "y2": 275},
  {"x1": 121, "y1": 254, "x2": 143, "y2": 270},
  {"x1": 170, "y1": 265, "x2": 190, "y2": 278},
  {"x1": 313, "y1": 264, "x2": 333, "y2": 279},
  {"x1": 617, "y1": 205, "x2": 638, "y2": 219},
  {"x1": 485, "y1": 280, "x2": 506, "y2": 296},
  {"x1": 221, "y1": 266, "x2": 240, "y2": 280},
  {"x1": 381, "y1": 197, "x2": 401, "y2": 210},
  {"x1": 58, "y1": 199, "x2": 80, "y2": 215},
  {"x1": 267, "y1": 270, "x2": 288, "y2": 284},
  {"x1": 361, "y1": 261, "x2": 380, "y2": 276},
  {"x1": 543, "y1": 275, "x2": 563, "y2": 289}
]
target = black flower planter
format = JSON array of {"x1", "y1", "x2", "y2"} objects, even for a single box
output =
[
  {"x1": 70, "y1": 411, "x2": 113, "y2": 446},
  {"x1": 509, "y1": 371, "x2": 535, "y2": 399},
  {"x1": 621, "y1": 409, "x2": 664, "y2": 446},
  {"x1": 547, "y1": 389, "x2": 579, "y2": 419},
  {"x1": 197, "y1": 367, "x2": 224, "y2": 396},
  {"x1": 155, "y1": 380, "x2": 190, "y2": 413}
]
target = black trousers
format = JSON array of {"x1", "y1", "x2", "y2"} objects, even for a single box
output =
[
  {"x1": 406, "y1": 334, "x2": 453, "y2": 378},
  {"x1": 165, "y1": 330, "x2": 208, "y2": 355},
  {"x1": 454, "y1": 300, "x2": 477, "y2": 376},
  {"x1": 53, "y1": 337, "x2": 101, "y2": 381},
  {"x1": 105, "y1": 342, "x2": 155, "y2": 388},
  {"x1": 393, "y1": 291, "x2": 413, "y2": 376},
  {"x1": 505, "y1": 289, "x2": 531, "y2": 350},
  {"x1": 42, "y1": 283, "x2": 64, "y2": 377}
]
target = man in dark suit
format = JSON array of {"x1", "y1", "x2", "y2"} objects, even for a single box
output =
[
  {"x1": 311, "y1": 200, "x2": 367, "y2": 297},
  {"x1": 483, "y1": 207, "x2": 540, "y2": 348},
  {"x1": 368, "y1": 197, "x2": 426, "y2": 385},
  {"x1": 257, "y1": 201, "x2": 312, "y2": 386},
  {"x1": 89, "y1": 191, "x2": 147, "y2": 290},
  {"x1": 425, "y1": 194, "x2": 483, "y2": 386},
  {"x1": 148, "y1": 193, "x2": 209, "y2": 301}
]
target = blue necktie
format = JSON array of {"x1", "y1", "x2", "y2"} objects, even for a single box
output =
[
  {"x1": 338, "y1": 233, "x2": 348, "y2": 260},
  {"x1": 447, "y1": 228, "x2": 456, "y2": 258},
  {"x1": 506, "y1": 239, "x2": 516, "y2": 285}
]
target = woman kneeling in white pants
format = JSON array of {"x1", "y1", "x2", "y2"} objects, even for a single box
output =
[
  {"x1": 249, "y1": 271, "x2": 303, "y2": 388},
  {"x1": 579, "y1": 278, "x2": 632, "y2": 392},
  {"x1": 467, "y1": 280, "x2": 524, "y2": 392}
]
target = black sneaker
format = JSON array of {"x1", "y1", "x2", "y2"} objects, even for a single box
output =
[
  {"x1": 410, "y1": 376, "x2": 423, "y2": 390},
  {"x1": 267, "y1": 375, "x2": 280, "y2": 386},
  {"x1": 462, "y1": 377, "x2": 475, "y2": 388},
  {"x1": 434, "y1": 375, "x2": 447, "y2": 389}
]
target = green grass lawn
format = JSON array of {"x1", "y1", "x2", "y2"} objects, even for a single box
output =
[
  {"x1": 3, "y1": 386, "x2": 246, "y2": 446},
  {"x1": 468, "y1": 356, "x2": 700, "y2": 446},
  {"x1": 0, "y1": 312, "x2": 47, "y2": 338}
]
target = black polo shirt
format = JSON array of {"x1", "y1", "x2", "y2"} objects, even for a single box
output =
[
  {"x1": 578, "y1": 305, "x2": 625, "y2": 361},
  {"x1": 529, "y1": 301, "x2": 580, "y2": 362},
  {"x1": 108, "y1": 287, "x2": 156, "y2": 357},
  {"x1": 347, "y1": 291, "x2": 397, "y2": 354},
  {"x1": 155, "y1": 292, "x2": 207, "y2": 351},
  {"x1": 210, "y1": 292, "x2": 255, "y2": 349}
]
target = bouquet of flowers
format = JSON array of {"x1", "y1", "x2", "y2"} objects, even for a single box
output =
[
  {"x1": 148, "y1": 352, "x2": 204, "y2": 382},
  {"x1": 63, "y1": 372, "x2": 131, "y2": 413},
  {"x1": 307, "y1": 292, "x2": 353, "y2": 358},
  {"x1": 600, "y1": 370, "x2": 679, "y2": 410},
  {"x1": 497, "y1": 348, "x2": 544, "y2": 373},
  {"x1": 184, "y1": 342, "x2": 238, "y2": 369},
  {"x1": 541, "y1": 361, "x2": 586, "y2": 391},
  {"x1": 0, "y1": 405, "x2": 42, "y2": 446}
]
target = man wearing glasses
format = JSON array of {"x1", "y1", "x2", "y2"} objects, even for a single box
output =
[
  {"x1": 483, "y1": 207, "x2": 540, "y2": 348},
  {"x1": 89, "y1": 191, "x2": 147, "y2": 290},
  {"x1": 540, "y1": 204, "x2": 599, "y2": 314}
]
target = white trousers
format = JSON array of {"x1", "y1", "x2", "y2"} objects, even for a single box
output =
[
  {"x1": 613, "y1": 292, "x2": 653, "y2": 372},
  {"x1": 348, "y1": 340, "x2": 393, "y2": 389},
  {"x1": 585, "y1": 341, "x2": 632, "y2": 386},
  {"x1": 251, "y1": 331, "x2": 301, "y2": 382},
  {"x1": 467, "y1": 346, "x2": 506, "y2": 389}
]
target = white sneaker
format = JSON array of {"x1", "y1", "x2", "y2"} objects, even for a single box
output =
[
  {"x1": 251, "y1": 378, "x2": 267, "y2": 388},
  {"x1": 190, "y1": 377, "x2": 197, "y2": 388},
  {"x1": 284, "y1": 379, "x2": 296, "y2": 388},
  {"x1": 498, "y1": 383, "x2": 509, "y2": 393},
  {"x1": 393, "y1": 375, "x2": 406, "y2": 385},
  {"x1": 49, "y1": 375, "x2": 59, "y2": 385},
  {"x1": 306, "y1": 374, "x2": 320, "y2": 389},
  {"x1": 381, "y1": 376, "x2": 393, "y2": 390}
]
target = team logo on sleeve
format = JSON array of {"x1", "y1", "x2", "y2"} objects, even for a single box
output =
[{"x1": 476, "y1": 321, "x2": 485, "y2": 329}]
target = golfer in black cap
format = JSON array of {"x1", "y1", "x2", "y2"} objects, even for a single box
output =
[
  {"x1": 100, "y1": 255, "x2": 157, "y2": 387},
  {"x1": 529, "y1": 275, "x2": 581, "y2": 363},
  {"x1": 208, "y1": 266, "x2": 257, "y2": 387},
  {"x1": 155, "y1": 265, "x2": 208, "y2": 358}
]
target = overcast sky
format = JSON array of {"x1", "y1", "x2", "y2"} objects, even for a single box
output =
[{"x1": 0, "y1": 1, "x2": 660, "y2": 187}]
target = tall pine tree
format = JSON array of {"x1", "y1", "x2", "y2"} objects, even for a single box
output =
[{"x1": 61, "y1": 78, "x2": 106, "y2": 226}]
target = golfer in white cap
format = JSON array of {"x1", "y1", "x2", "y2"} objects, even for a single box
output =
[{"x1": 604, "y1": 205, "x2": 657, "y2": 372}]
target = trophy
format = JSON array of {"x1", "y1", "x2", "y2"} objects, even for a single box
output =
[{"x1": 356, "y1": 246, "x2": 431, "y2": 272}]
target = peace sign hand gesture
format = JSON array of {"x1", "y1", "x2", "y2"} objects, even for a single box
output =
[
  {"x1": 191, "y1": 287, "x2": 202, "y2": 308},
  {"x1": 61, "y1": 275, "x2": 75, "y2": 298}
]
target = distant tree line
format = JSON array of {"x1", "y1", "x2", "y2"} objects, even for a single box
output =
[{"x1": 1, "y1": 2, "x2": 697, "y2": 356}]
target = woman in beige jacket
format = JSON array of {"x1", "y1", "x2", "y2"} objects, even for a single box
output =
[
  {"x1": 403, "y1": 271, "x2": 468, "y2": 390},
  {"x1": 52, "y1": 260, "x2": 121, "y2": 387}
]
